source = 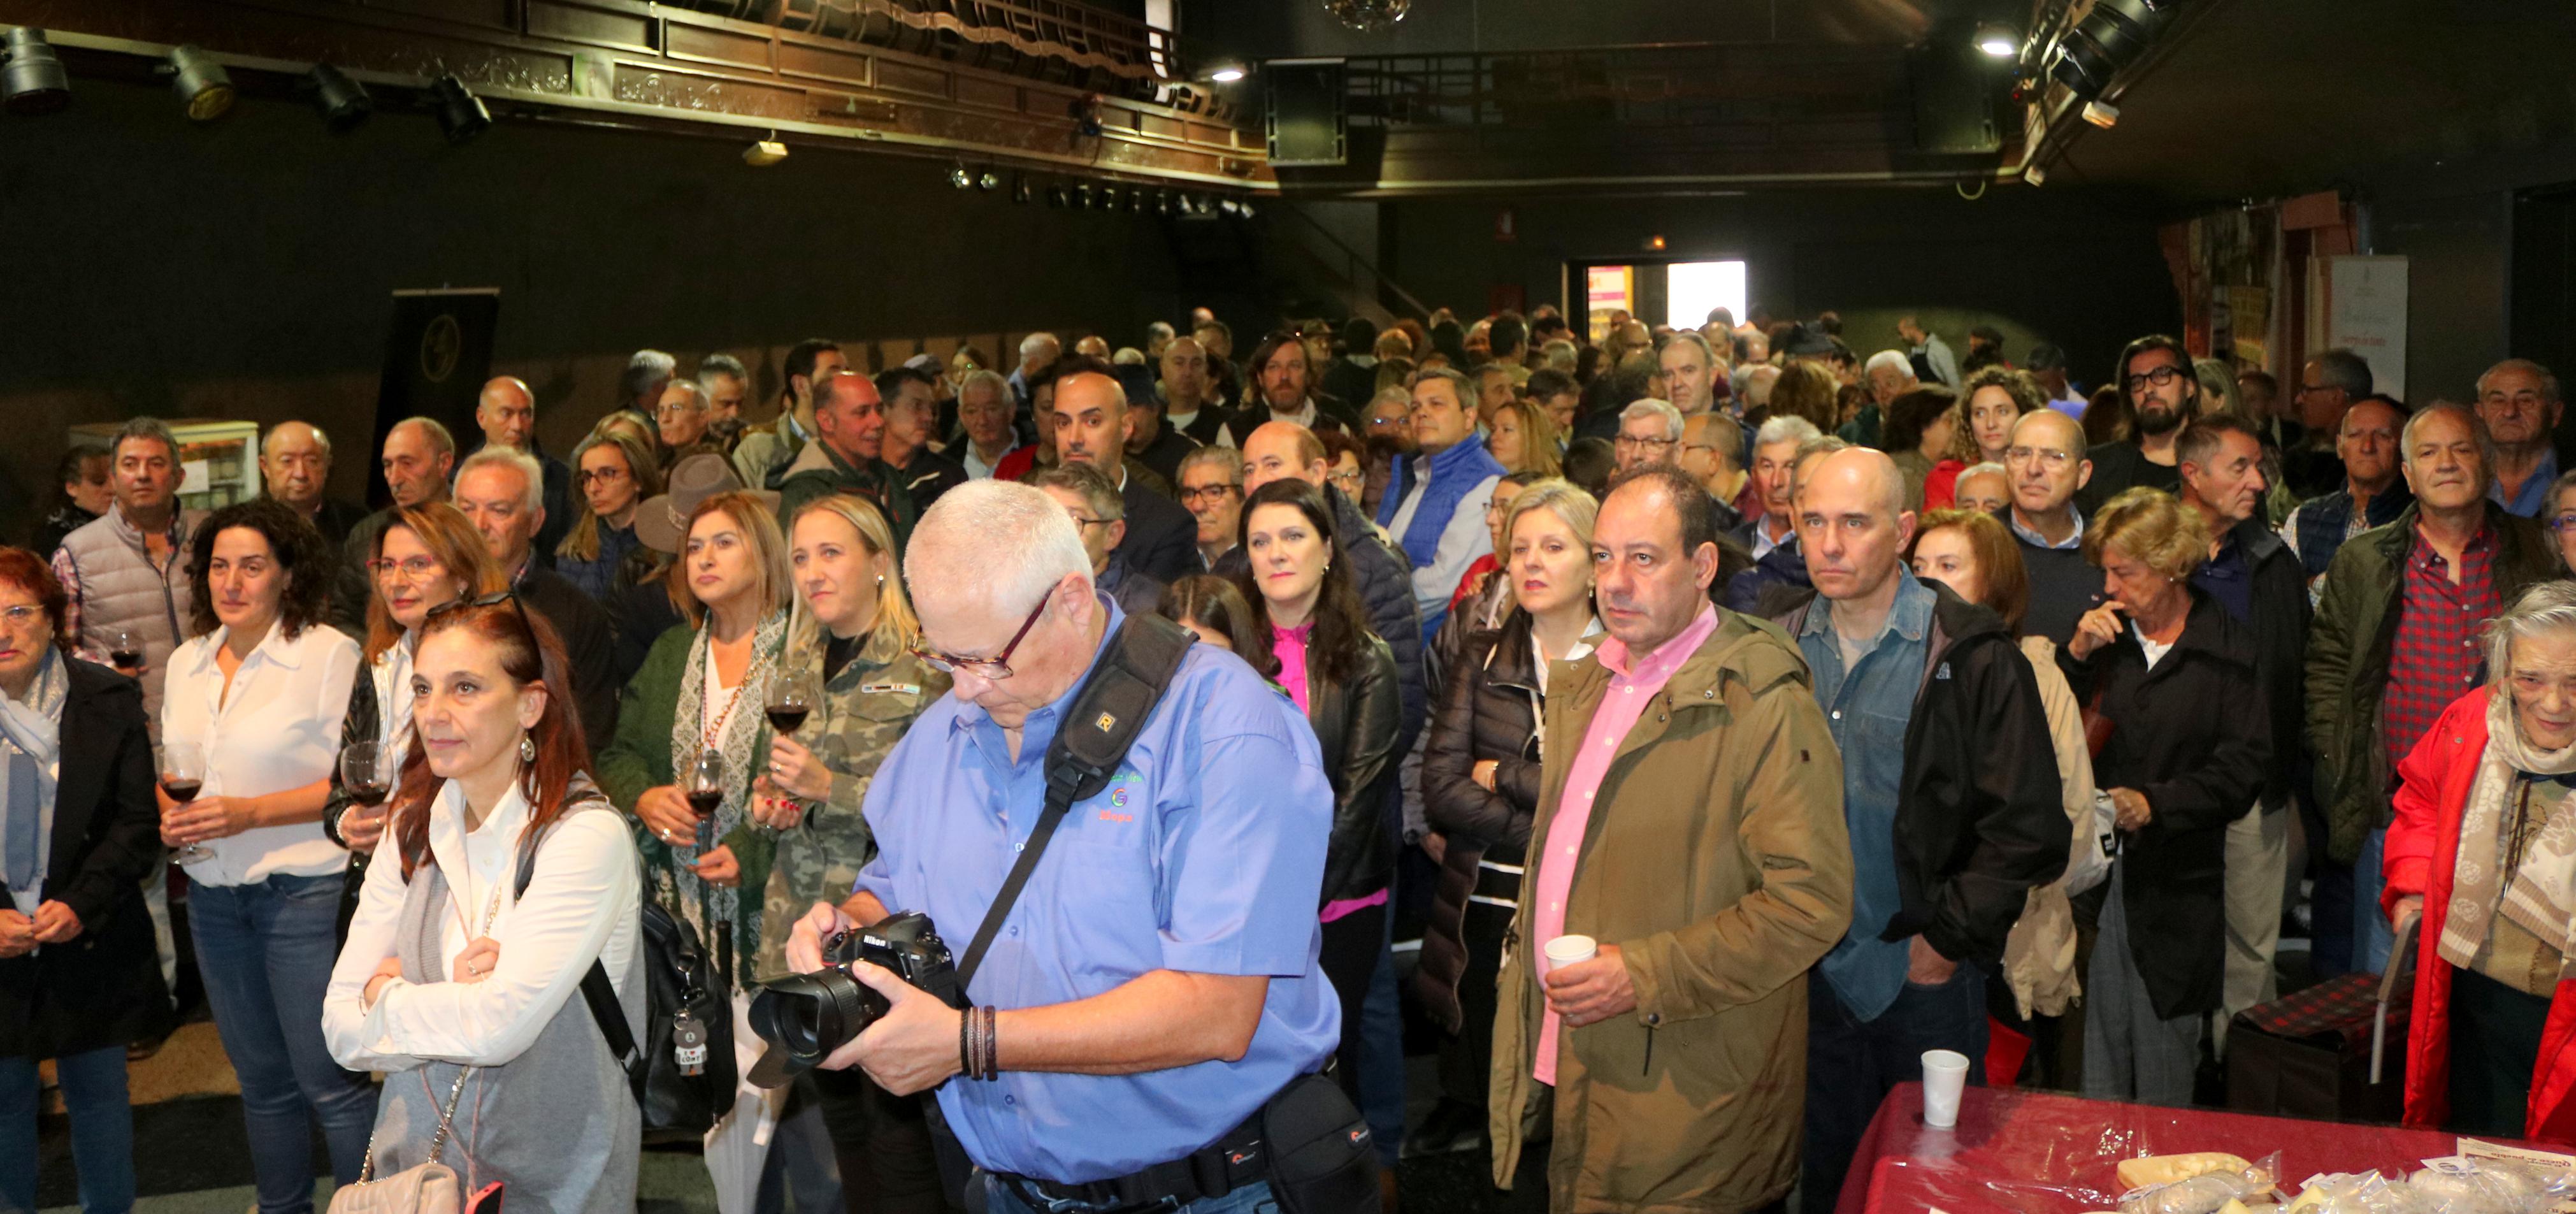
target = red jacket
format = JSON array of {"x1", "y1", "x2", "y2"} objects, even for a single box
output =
[{"x1": 2384, "y1": 684, "x2": 2576, "y2": 1142}]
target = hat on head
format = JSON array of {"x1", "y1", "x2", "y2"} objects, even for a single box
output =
[
  {"x1": 1780, "y1": 324, "x2": 1838, "y2": 358},
  {"x1": 634, "y1": 453, "x2": 776, "y2": 554}
]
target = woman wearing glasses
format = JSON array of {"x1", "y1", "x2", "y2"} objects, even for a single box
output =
[
  {"x1": 0, "y1": 547, "x2": 168, "y2": 1214},
  {"x1": 751, "y1": 495, "x2": 951, "y2": 1213},
  {"x1": 1232, "y1": 479, "x2": 1400, "y2": 1105},
  {"x1": 596, "y1": 488, "x2": 794, "y2": 1211},
  {"x1": 555, "y1": 429, "x2": 663, "y2": 605},
  {"x1": 322, "y1": 505, "x2": 507, "y2": 937},
  {"x1": 157, "y1": 498, "x2": 374, "y2": 1214},
  {"x1": 321, "y1": 598, "x2": 645, "y2": 1213}
]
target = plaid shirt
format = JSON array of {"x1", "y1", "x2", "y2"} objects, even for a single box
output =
[{"x1": 2382, "y1": 525, "x2": 2498, "y2": 770}]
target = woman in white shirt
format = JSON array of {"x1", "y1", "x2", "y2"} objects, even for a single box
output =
[
  {"x1": 321, "y1": 596, "x2": 644, "y2": 1214},
  {"x1": 319, "y1": 505, "x2": 505, "y2": 938},
  {"x1": 156, "y1": 498, "x2": 372, "y2": 1214}
]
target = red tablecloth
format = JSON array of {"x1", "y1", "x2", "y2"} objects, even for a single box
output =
[{"x1": 1834, "y1": 1083, "x2": 2524, "y2": 1214}]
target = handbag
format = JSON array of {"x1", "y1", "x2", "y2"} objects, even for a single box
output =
[{"x1": 327, "y1": 1067, "x2": 478, "y2": 1214}]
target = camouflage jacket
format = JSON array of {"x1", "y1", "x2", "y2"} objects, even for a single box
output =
[{"x1": 754, "y1": 635, "x2": 949, "y2": 979}]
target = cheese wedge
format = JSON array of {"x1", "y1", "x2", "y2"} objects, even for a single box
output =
[{"x1": 2119, "y1": 1155, "x2": 2257, "y2": 1192}]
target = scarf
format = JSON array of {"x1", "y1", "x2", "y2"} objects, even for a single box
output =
[
  {"x1": 1376, "y1": 432, "x2": 1507, "y2": 570},
  {"x1": 2442, "y1": 691, "x2": 2576, "y2": 977},
  {"x1": 0, "y1": 649, "x2": 68, "y2": 914},
  {"x1": 663, "y1": 609, "x2": 788, "y2": 974}
]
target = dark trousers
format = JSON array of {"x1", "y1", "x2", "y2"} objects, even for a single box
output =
[
  {"x1": 2312, "y1": 860, "x2": 2357, "y2": 978},
  {"x1": 1801, "y1": 964, "x2": 1988, "y2": 1214},
  {"x1": 812, "y1": 1064, "x2": 960, "y2": 1214},
  {"x1": 1319, "y1": 904, "x2": 1387, "y2": 1104},
  {"x1": 2447, "y1": 967, "x2": 2553, "y2": 1138},
  {"x1": 1436, "y1": 901, "x2": 1514, "y2": 1111}
]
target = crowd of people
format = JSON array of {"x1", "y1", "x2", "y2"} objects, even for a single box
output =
[{"x1": 6, "y1": 300, "x2": 2576, "y2": 1214}]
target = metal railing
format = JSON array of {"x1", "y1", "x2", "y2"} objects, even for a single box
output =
[
  {"x1": 673, "y1": 0, "x2": 1181, "y2": 90},
  {"x1": 1272, "y1": 203, "x2": 1432, "y2": 323}
]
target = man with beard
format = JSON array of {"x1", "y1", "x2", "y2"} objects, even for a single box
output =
[
  {"x1": 2077, "y1": 335, "x2": 2199, "y2": 514},
  {"x1": 1223, "y1": 329, "x2": 1358, "y2": 441}
]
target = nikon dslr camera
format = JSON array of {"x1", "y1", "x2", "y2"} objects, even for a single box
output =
[{"x1": 745, "y1": 911, "x2": 965, "y2": 1088}]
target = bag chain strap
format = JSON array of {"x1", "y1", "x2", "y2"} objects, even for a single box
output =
[{"x1": 355, "y1": 864, "x2": 510, "y2": 1183}]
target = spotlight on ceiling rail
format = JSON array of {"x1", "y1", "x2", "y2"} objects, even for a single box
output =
[
  {"x1": 430, "y1": 75, "x2": 491, "y2": 144},
  {"x1": 2047, "y1": 0, "x2": 2165, "y2": 101},
  {"x1": 979, "y1": 170, "x2": 1001, "y2": 192},
  {"x1": 164, "y1": 45, "x2": 233, "y2": 122},
  {"x1": 2082, "y1": 100, "x2": 2120, "y2": 129},
  {"x1": 744, "y1": 134, "x2": 789, "y2": 166},
  {"x1": 949, "y1": 164, "x2": 973, "y2": 189},
  {"x1": 1202, "y1": 61, "x2": 1249, "y2": 84},
  {"x1": 1, "y1": 28, "x2": 71, "y2": 117},
  {"x1": 308, "y1": 63, "x2": 371, "y2": 133}
]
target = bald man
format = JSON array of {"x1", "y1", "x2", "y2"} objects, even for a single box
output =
[
  {"x1": 1044, "y1": 359, "x2": 1198, "y2": 582},
  {"x1": 2002, "y1": 409, "x2": 2096, "y2": 647},
  {"x1": 469, "y1": 375, "x2": 573, "y2": 563},
  {"x1": 1228, "y1": 421, "x2": 1426, "y2": 748},
  {"x1": 343, "y1": 415, "x2": 459, "y2": 587},
  {"x1": 262, "y1": 421, "x2": 373, "y2": 633},
  {"x1": 1769, "y1": 448, "x2": 2063, "y2": 1214}
]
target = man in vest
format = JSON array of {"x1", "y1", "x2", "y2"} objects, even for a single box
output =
[{"x1": 1378, "y1": 367, "x2": 1506, "y2": 644}]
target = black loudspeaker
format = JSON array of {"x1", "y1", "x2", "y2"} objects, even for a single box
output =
[
  {"x1": 1910, "y1": 39, "x2": 2000, "y2": 155},
  {"x1": 1265, "y1": 59, "x2": 1347, "y2": 167}
]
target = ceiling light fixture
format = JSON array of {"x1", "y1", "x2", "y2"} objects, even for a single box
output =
[
  {"x1": 308, "y1": 63, "x2": 371, "y2": 133},
  {"x1": 431, "y1": 74, "x2": 491, "y2": 144},
  {"x1": 2082, "y1": 100, "x2": 2120, "y2": 129},
  {"x1": 1203, "y1": 62, "x2": 1249, "y2": 84},
  {"x1": 979, "y1": 170, "x2": 1001, "y2": 191},
  {"x1": 2047, "y1": 0, "x2": 2164, "y2": 101},
  {"x1": 1322, "y1": 0, "x2": 1411, "y2": 34},
  {"x1": 1, "y1": 28, "x2": 71, "y2": 117},
  {"x1": 1974, "y1": 23, "x2": 2020, "y2": 59},
  {"x1": 164, "y1": 45, "x2": 234, "y2": 122},
  {"x1": 949, "y1": 164, "x2": 973, "y2": 189},
  {"x1": 1014, "y1": 174, "x2": 1033, "y2": 204},
  {"x1": 744, "y1": 134, "x2": 789, "y2": 166}
]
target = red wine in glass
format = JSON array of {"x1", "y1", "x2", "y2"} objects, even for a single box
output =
[
  {"x1": 686, "y1": 789, "x2": 723, "y2": 818},
  {"x1": 161, "y1": 776, "x2": 202, "y2": 802},
  {"x1": 347, "y1": 781, "x2": 390, "y2": 808},
  {"x1": 765, "y1": 705, "x2": 809, "y2": 735},
  {"x1": 111, "y1": 647, "x2": 143, "y2": 670}
]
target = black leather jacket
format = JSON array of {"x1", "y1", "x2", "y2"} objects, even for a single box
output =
[{"x1": 1296, "y1": 629, "x2": 1402, "y2": 907}]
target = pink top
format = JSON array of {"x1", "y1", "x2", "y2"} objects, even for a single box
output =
[
  {"x1": 1273, "y1": 623, "x2": 1388, "y2": 925},
  {"x1": 1529, "y1": 603, "x2": 1721, "y2": 1086}
]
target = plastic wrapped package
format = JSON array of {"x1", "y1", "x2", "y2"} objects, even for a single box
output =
[{"x1": 2117, "y1": 1155, "x2": 2282, "y2": 1214}]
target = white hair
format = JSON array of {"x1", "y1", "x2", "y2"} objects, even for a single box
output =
[
  {"x1": 1020, "y1": 332, "x2": 1061, "y2": 358},
  {"x1": 1754, "y1": 415, "x2": 1824, "y2": 449},
  {"x1": 1865, "y1": 350, "x2": 1914, "y2": 379},
  {"x1": 1113, "y1": 347, "x2": 1147, "y2": 365},
  {"x1": 1620, "y1": 398, "x2": 1685, "y2": 442},
  {"x1": 905, "y1": 479, "x2": 1092, "y2": 616},
  {"x1": 2487, "y1": 580, "x2": 2576, "y2": 690},
  {"x1": 455, "y1": 445, "x2": 544, "y2": 512},
  {"x1": 1959, "y1": 461, "x2": 2008, "y2": 485}
]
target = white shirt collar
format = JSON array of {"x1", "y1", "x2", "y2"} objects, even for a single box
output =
[
  {"x1": 429, "y1": 776, "x2": 536, "y2": 916},
  {"x1": 187, "y1": 618, "x2": 301, "y2": 674}
]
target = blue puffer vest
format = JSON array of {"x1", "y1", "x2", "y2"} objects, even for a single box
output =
[{"x1": 1378, "y1": 431, "x2": 1507, "y2": 570}]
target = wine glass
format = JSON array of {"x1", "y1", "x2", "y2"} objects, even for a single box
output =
[
  {"x1": 161, "y1": 739, "x2": 212, "y2": 864},
  {"x1": 340, "y1": 741, "x2": 391, "y2": 843},
  {"x1": 765, "y1": 671, "x2": 817, "y2": 740},
  {"x1": 684, "y1": 751, "x2": 728, "y2": 851},
  {"x1": 108, "y1": 628, "x2": 143, "y2": 676}
]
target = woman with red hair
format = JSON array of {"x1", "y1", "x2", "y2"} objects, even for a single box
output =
[
  {"x1": 321, "y1": 597, "x2": 644, "y2": 1211},
  {"x1": 0, "y1": 547, "x2": 166, "y2": 1214}
]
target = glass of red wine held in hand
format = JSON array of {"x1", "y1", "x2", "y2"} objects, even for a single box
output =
[
  {"x1": 685, "y1": 750, "x2": 727, "y2": 852},
  {"x1": 340, "y1": 741, "x2": 391, "y2": 850},
  {"x1": 766, "y1": 670, "x2": 816, "y2": 739},
  {"x1": 108, "y1": 628, "x2": 143, "y2": 676},
  {"x1": 161, "y1": 739, "x2": 212, "y2": 864}
]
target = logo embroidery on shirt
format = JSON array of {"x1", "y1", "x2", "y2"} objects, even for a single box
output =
[
  {"x1": 858, "y1": 682, "x2": 921, "y2": 696},
  {"x1": 1935, "y1": 662, "x2": 1952, "y2": 681}
]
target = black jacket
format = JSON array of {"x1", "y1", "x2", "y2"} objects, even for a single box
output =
[
  {"x1": 1219, "y1": 488, "x2": 1426, "y2": 753},
  {"x1": 1300, "y1": 631, "x2": 1402, "y2": 908},
  {"x1": 515, "y1": 562, "x2": 620, "y2": 758},
  {"x1": 0, "y1": 659, "x2": 172, "y2": 1059},
  {"x1": 2058, "y1": 588, "x2": 2271, "y2": 1018},
  {"x1": 1416, "y1": 609, "x2": 1546, "y2": 1032},
  {"x1": 2075, "y1": 440, "x2": 2182, "y2": 516},
  {"x1": 1126, "y1": 423, "x2": 1202, "y2": 488},
  {"x1": 2218, "y1": 516, "x2": 2312, "y2": 807},
  {"x1": 1771, "y1": 582, "x2": 2069, "y2": 966},
  {"x1": 887, "y1": 449, "x2": 968, "y2": 514},
  {"x1": 1118, "y1": 467, "x2": 1202, "y2": 585}
]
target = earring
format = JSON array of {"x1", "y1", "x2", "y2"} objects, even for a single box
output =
[
  {"x1": 876, "y1": 575, "x2": 885, "y2": 588},
  {"x1": 519, "y1": 732, "x2": 536, "y2": 762}
]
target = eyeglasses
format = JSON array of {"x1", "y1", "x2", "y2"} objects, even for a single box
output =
[
  {"x1": 0, "y1": 605, "x2": 44, "y2": 628},
  {"x1": 575, "y1": 467, "x2": 630, "y2": 486},
  {"x1": 2004, "y1": 445, "x2": 2076, "y2": 468},
  {"x1": 2124, "y1": 365, "x2": 2186, "y2": 394},
  {"x1": 2550, "y1": 514, "x2": 2576, "y2": 535},
  {"x1": 654, "y1": 403, "x2": 704, "y2": 418},
  {"x1": 1614, "y1": 435, "x2": 1677, "y2": 451},
  {"x1": 1327, "y1": 468, "x2": 1365, "y2": 490},
  {"x1": 1068, "y1": 515, "x2": 1114, "y2": 530},
  {"x1": 1179, "y1": 484, "x2": 1240, "y2": 505},
  {"x1": 426, "y1": 590, "x2": 532, "y2": 634},
  {"x1": 911, "y1": 588, "x2": 1051, "y2": 680},
  {"x1": 367, "y1": 555, "x2": 447, "y2": 582}
]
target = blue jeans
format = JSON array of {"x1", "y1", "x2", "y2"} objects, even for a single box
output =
[
  {"x1": 2353, "y1": 827, "x2": 2394, "y2": 974},
  {"x1": 980, "y1": 1174, "x2": 1276, "y2": 1213},
  {"x1": 1801, "y1": 963, "x2": 1988, "y2": 1214},
  {"x1": 1, "y1": 1045, "x2": 133, "y2": 1214},
  {"x1": 189, "y1": 872, "x2": 377, "y2": 1214},
  {"x1": 1356, "y1": 932, "x2": 1404, "y2": 1169}
]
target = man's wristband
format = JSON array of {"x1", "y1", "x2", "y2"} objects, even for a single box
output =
[
  {"x1": 979, "y1": 1006, "x2": 998, "y2": 1080},
  {"x1": 959, "y1": 1008, "x2": 977, "y2": 1080}
]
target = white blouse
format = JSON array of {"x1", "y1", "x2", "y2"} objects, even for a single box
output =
[
  {"x1": 322, "y1": 779, "x2": 640, "y2": 1071},
  {"x1": 159, "y1": 620, "x2": 363, "y2": 887}
]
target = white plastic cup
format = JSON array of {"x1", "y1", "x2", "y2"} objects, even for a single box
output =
[
  {"x1": 1543, "y1": 934, "x2": 1597, "y2": 969},
  {"x1": 1920, "y1": 1049, "x2": 1971, "y2": 1129}
]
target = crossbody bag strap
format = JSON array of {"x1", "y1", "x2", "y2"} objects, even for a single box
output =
[
  {"x1": 954, "y1": 615, "x2": 1195, "y2": 992},
  {"x1": 511, "y1": 792, "x2": 639, "y2": 1067}
]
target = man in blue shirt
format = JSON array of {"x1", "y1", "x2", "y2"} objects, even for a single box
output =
[
  {"x1": 2479, "y1": 358, "x2": 2562, "y2": 518},
  {"x1": 1770, "y1": 449, "x2": 2065, "y2": 1214},
  {"x1": 786, "y1": 479, "x2": 1342, "y2": 1213}
]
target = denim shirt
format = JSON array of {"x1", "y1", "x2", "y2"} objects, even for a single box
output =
[{"x1": 1797, "y1": 569, "x2": 1936, "y2": 1022}]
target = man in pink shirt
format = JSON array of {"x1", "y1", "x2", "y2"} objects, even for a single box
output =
[{"x1": 1488, "y1": 465, "x2": 1853, "y2": 1213}]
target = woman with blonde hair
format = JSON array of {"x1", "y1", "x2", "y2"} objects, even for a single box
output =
[
  {"x1": 596, "y1": 488, "x2": 796, "y2": 1211},
  {"x1": 556, "y1": 430, "x2": 663, "y2": 605},
  {"x1": 1485, "y1": 397, "x2": 1562, "y2": 481},
  {"x1": 2059, "y1": 488, "x2": 2269, "y2": 1106},
  {"x1": 747, "y1": 494, "x2": 953, "y2": 1210}
]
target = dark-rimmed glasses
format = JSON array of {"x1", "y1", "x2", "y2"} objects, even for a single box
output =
[{"x1": 911, "y1": 588, "x2": 1051, "y2": 680}]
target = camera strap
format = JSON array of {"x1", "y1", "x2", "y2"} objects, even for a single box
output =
[{"x1": 954, "y1": 612, "x2": 1195, "y2": 991}]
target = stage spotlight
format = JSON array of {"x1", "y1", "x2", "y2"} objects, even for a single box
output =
[
  {"x1": 2024, "y1": 164, "x2": 2047, "y2": 187},
  {"x1": 979, "y1": 170, "x2": 1001, "y2": 191},
  {"x1": 1047, "y1": 184, "x2": 1069, "y2": 208},
  {"x1": 1077, "y1": 184, "x2": 1095, "y2": 209},
  {"x1": 1126, "y1": 188, "x2": 1144, "y2": 213},
  {"x1": 2047, "y1": 0, "x2": 2163, "y2": 101},
  {"x1": 2082, "y1": 100, "x2": 2120, "y2": 129},
  {"x1": 1238, "y1": 199, "x2": 1257, "y2": 219},
  {"x1": 1014, "y1": 174, "x2": 1033, "y2": 204},
  {"x1": 949, "y1": 164, "x2": 972, "y2": 189},
  {"x1": 1218, "y1": 199, "x2": 1241, "y2": 217},
  {"x1": 431, "y1": 75, "x2": 491, "y2": 143},
  {"x1": 744, "y1": 136, "x2": 789, "y2": 166},
  {"x1": 1156, "y1": 190, "x2": 1173, "y2": 217},
  {"x1": 1, "y1": 29, "x2": 70, "y2": 117},
  {"x1": 309, "y1": 63, "x2": 371, "y2": 133},
  {"x1": 1975, "y1": 23, "x2": 2020, "y2": 59},
  {"x1": 166, "y1": 45, "x2": 234, "y2": 122}
]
